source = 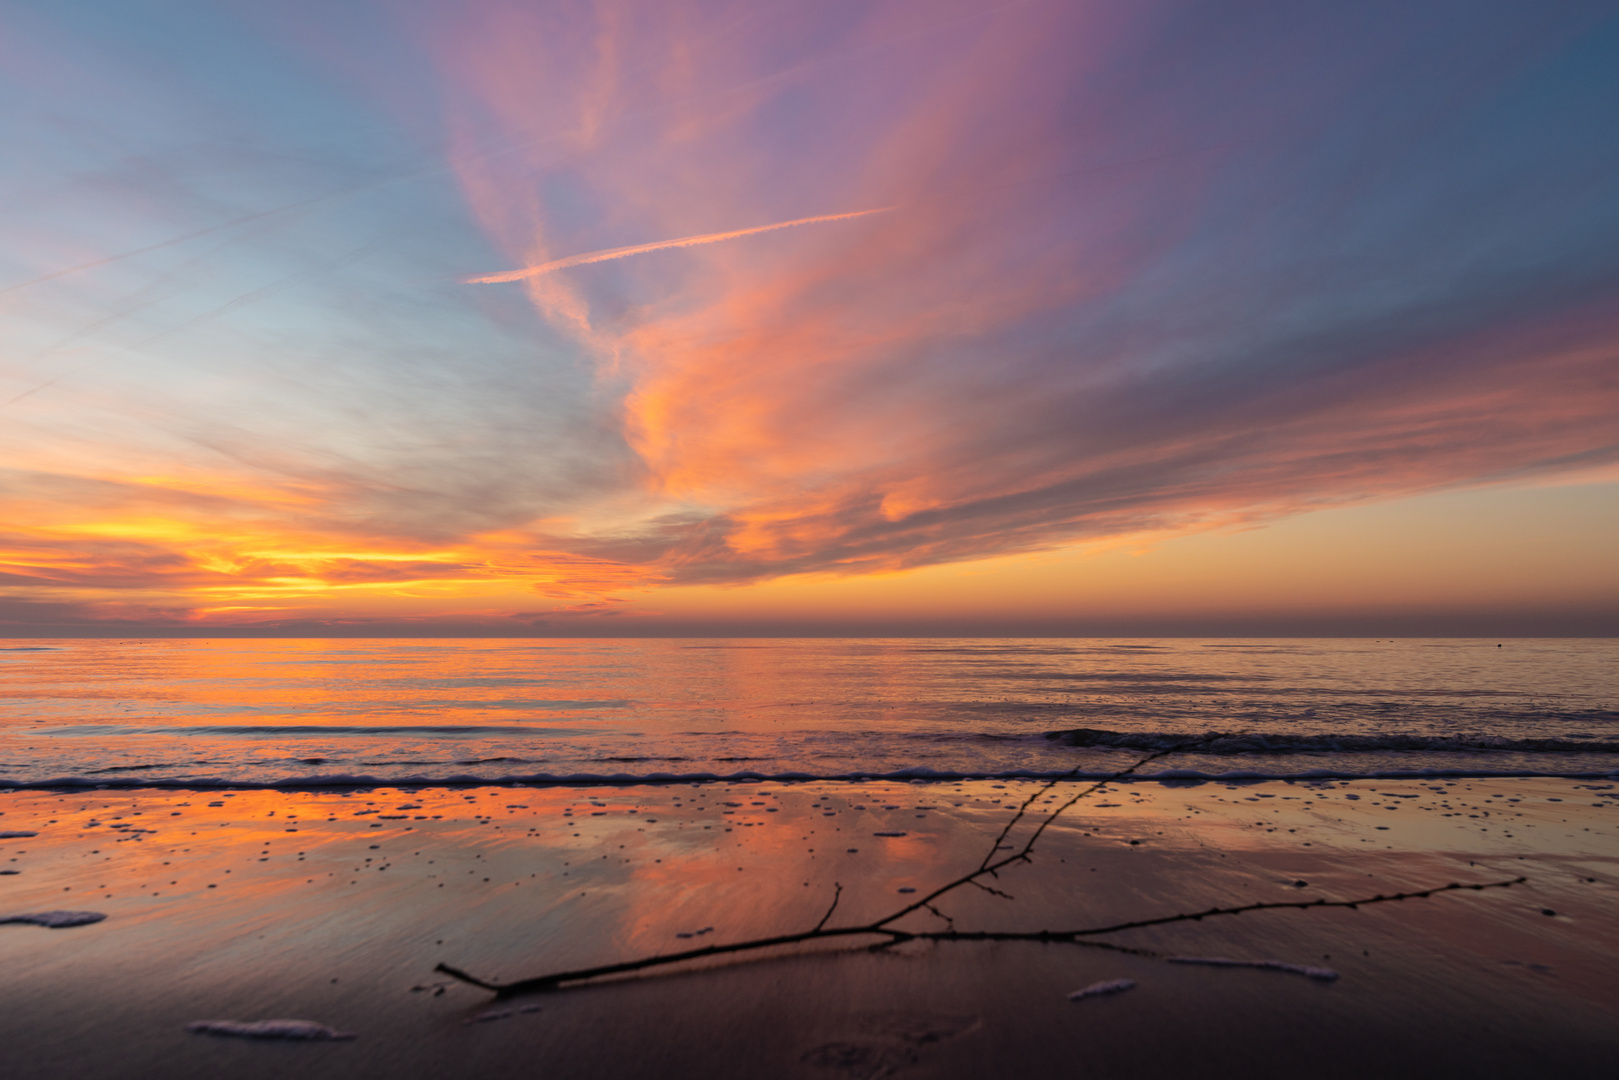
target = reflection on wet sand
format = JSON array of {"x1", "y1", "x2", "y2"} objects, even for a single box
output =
[{"x1": 1, "y1": 777, "x2": 1615, "y2": 1078}]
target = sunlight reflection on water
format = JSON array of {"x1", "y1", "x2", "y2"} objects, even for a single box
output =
[{"x1": 1, "y1": 638, "x2": 1615, "y2": 786}]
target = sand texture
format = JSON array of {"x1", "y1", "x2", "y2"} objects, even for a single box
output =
[{"x1": 1, "y1": 776, "x2": 1616, "y2": 1078}]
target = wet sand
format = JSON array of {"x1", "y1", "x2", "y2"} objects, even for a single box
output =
[{"x1": 2, "y1": 775, "x2": 1616, "y2": 1079}]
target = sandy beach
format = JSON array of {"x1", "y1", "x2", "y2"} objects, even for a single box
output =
[
  {"x1": 9, "y1": 2, "x2": 1619, "y2": 1077},
  {"x1": 3, "y1": 775, "x2": 1616, "y2": 1079}
]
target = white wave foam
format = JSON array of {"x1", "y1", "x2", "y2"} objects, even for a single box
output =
[{"x1": 3, "y1": 760, "x2": 1615, "y2": 792}]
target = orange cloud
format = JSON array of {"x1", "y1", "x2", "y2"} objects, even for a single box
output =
[{"x1": 415, "y1": 0, "x2": 1619, "y2": 595}]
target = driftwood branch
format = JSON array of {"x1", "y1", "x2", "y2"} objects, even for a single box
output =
[
  {"x1": 435, "y1": 742, "x2": 1529, "y2": 998},
  {"x1": 438, "y1": 877, "x2": 1525, "y2": 997}
]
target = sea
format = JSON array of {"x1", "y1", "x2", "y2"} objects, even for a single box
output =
[{"x1": 1, "y1": 638, "x2": 1615, "y2": 790}]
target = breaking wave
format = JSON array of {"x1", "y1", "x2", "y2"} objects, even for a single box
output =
[
  {"x1": 1046, "y1": 728, "x2": 1619, "y2": 753},
  {"x1": 4, "y1": 762, "x2": 1617, "y2": 791}
]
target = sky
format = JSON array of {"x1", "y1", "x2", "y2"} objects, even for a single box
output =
[{"x1": 2, "y1": 0, "x2": 1617, "y2": 637}]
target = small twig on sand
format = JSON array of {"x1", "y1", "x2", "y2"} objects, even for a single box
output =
[{"x1": 434, "y1": 741, "x2": 1528, "y2": 998}]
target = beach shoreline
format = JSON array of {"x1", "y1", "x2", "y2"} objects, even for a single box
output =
[{"x1": 3, "y1": 775, "x2": 1616, "y2": 1078}]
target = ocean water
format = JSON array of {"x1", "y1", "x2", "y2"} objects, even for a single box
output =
[{"x1": 0, "y1": 637, "x2": 1615, "y2": 789}]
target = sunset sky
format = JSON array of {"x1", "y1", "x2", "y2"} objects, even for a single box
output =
[{"x1": 3, "y1": 0, "x2": 1617, "y2": 636}]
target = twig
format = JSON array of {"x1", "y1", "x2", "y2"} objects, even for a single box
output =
[
  {"x1": 814, "y1": 883, "x2": 843, "y2": 932},
  {"x1": 967, "y1": 878, "x2": 1016, "y2": 901}
]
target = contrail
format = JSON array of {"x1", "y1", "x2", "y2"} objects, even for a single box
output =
[{"x1": 463, "y1": 207, "x2": 893, "y2": 284}]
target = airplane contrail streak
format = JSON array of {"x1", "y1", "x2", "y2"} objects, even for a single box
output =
[{"x1": 463, "y1": 207, "x2": 893, "y2": 284}]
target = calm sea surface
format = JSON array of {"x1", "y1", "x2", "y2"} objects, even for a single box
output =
[{"x1": 1, "y1": 638, "x2": 1615, "y2": 788}]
